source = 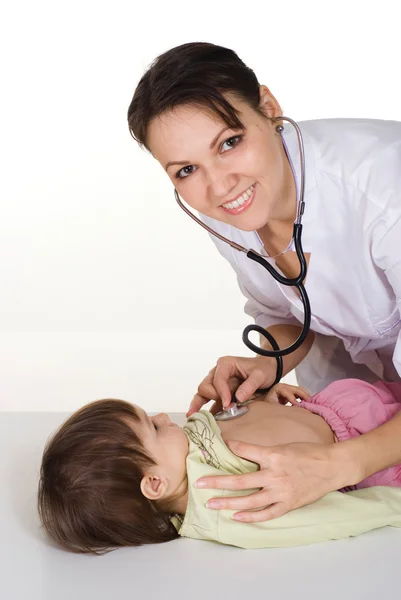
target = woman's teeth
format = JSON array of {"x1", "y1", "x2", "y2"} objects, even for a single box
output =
[{"x1": 222, "y1": 184, "x2": 255, "y2": 210}]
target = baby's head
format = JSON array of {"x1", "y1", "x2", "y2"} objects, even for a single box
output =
[{"x1": 38, "y1": 399, "x2": 189, "y2": 553}]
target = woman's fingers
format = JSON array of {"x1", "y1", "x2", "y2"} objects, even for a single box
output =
[
  {"x1": 279, "y1": 388, "x2": 301, "y2": 405},
  {"x1": 284, "y1": 386, "x2": 309, "y2": 405},
  {"x1": 213, "y1": 358, "x2": 239, "y2": 407},
  {"x1": 189, "y1": 355, "x2": 279, "y2": 415},
  {"x1": 198, "y1": 440, "x2": 342, "y2": 522},
  {"x1": 234, "y1": 357, "x2": 277, "y2": 402},
  {"x1": 297, "y1": 386, "x2": 310, "y2": 399},
  {"x1": 226, "y1": 439, "x2": 272, "y2": 464},
  {"x1": 207, "y1": 490, "x2": 270, "y2": 511},
  {"x1": 234, "y1": 369, "x2": 268, "y2": 403},
  {"x1": 196, "y1": 469, "x2": 268, "y2": 492},
  {"x1": 205, "y1": 487, "x2": 288, "y2": 522},
  {"x1": 187, "y1": 371, "x2": 240, "y2": 417},
  {"x1": 232, "y1": 502, "x2": 287, "y2": 523},
  {"x1": 186, "y1": 394, "x2": 210, "y2": 417},
  {"x1": 197, "y1": 369, "x2": 218, "y2": 399},
  {"x1": 209, "y1": 399, "x2": 224, "y2": 416},
  {"x1": 187, "y1": 369, "x2": 218, "y2": 416},
  {"x1": 273, "y1": 384, "x2": 310, "y2": 405}
]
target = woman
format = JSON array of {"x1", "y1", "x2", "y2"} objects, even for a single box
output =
[{"x1": 127, "y1": 42, "x2": 401, "y2": 521}]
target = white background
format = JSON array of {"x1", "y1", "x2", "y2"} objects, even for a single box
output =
[{"x1": 1, "y1": 1, "x2": 400, "y2": 412}]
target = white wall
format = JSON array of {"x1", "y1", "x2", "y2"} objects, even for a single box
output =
[{"x1": 1, "y1": 0, "x2": 400, "y2": 411}]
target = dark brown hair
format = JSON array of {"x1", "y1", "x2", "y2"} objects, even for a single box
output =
[
  {"x1": 38, "y1": 399, "x2": 179, "y2": 554},
  {"x1": 127, "y1": 42, "x2": 264, "y2": 151}
]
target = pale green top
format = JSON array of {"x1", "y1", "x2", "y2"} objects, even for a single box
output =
[{"x1": 170, "y1": 411, "x2": 401, "y2": 548}]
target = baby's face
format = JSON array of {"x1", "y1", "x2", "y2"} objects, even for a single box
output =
[{"x1": 133, "y1": 406, "x2": 189, "y2": 489}]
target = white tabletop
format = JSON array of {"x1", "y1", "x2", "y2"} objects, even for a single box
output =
[{"x1": 1, "y1": 411, "x2": 400, "y2": 600}]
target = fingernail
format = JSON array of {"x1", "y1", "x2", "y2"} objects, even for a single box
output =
[
  {"x1": 206, "y1": 501, "x2": 219, "y2": 509},
  {"x1": 232, "y1": 514, "x2": 245, "y2": 521},
  {"x1": 194, "y1": 480, "x2": 206, "y2": 488}
]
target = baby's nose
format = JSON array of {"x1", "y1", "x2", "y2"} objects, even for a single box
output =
[{"x1": 158, "y1": 412, "x2": 171, "y2": 424}]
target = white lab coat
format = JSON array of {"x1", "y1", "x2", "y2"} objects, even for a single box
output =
[{"x1": 201, "y1": 118, "x2": 401, "y2": 394}]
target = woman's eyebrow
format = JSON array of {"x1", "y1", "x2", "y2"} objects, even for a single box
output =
[
  {"x1": 164, "y1": 126, "x2": 231, "y2": 170},
  {"x1": 209, "y1": 126, "x2": 231, "y2": 149}
]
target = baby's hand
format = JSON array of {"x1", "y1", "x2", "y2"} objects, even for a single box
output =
[{"x1": 264, "y1": 383, "x2": 310, "y2": 405}]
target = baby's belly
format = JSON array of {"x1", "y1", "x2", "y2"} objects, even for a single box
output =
[{"x1": 217, "y1": 401, "x2": 335, "y2": 448}]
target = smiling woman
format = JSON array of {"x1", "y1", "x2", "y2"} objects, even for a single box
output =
[
  {"x1": 130, "y1": 74, "x2": 295, "y2": 235},
  {"x1": 127, "y1": 42, "x2": 401, "y2": 522}
]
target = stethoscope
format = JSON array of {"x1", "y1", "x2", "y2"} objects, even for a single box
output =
[{"x1": 174, "y1": 116, "x2": 311, "y2": 421}]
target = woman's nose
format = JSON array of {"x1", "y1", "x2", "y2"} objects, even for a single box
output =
[{"x1": 206, "y1": 166, "x2": 236, "y2": 199}]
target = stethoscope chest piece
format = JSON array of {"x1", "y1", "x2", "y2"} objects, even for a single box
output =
[{"x1": 214, "y1": 403, "x2": 249, "y2": 421}]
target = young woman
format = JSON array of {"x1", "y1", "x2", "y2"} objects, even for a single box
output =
[{"x1": 127, "y1": 42, "x2": 401, "y2": 521}]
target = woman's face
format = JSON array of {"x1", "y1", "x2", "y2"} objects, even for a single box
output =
[{"x1": 147, "y1": 86, "x2": 296, "y2": 232}]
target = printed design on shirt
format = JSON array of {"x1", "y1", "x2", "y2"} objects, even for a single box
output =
[{"x1": 186, "y1": 421, "x2": 221, "y2": 469}]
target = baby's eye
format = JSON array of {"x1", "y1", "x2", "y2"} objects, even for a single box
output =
[
  {"x1": 176, "y1": 165, "x2": 197, "y2": 179},
  {"x1": 221, "y1": 135, "x2": 242, "y2": 152},
  {"x1": 153, "y1": 422, "x2": 158, "y2": 431}
]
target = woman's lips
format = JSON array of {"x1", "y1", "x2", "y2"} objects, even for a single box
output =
[{"x1": 221, "y1": 184, "x2": 256, "y2": 216}]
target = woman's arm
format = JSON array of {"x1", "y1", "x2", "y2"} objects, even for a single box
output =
[
  {"x1": 231, "y1": 324, "x2": 315, "y2": 403},
  {"x1": 193, "y1": 386, "x2": 401, "y2": 523},
  {"x1": 187, "y1": 323, "x2": 314, "y2": 415},
  {"x1": 193, "y1": 411, "x2": 401, "y2": 523},
  {"x1": 340, "y1": 409, "x2": 401, "y2": 480},
  {"x1": 252, "y1": 324, "x2": 314, "y2": 397}
]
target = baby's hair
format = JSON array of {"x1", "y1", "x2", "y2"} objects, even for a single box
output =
[{"x1": 38, "y1": 399, "x2": 179, "y2": 554}]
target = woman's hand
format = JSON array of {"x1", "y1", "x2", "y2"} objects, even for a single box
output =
[
  {"x1": 187, "y1": 355, "x2": 277, "y2": 417},
  {"x1": 264, "y1": 383, "x2": 310, "y2": 405},
  {"x1": 194, "y1": 440, "x2": 356, "y2": 521}
]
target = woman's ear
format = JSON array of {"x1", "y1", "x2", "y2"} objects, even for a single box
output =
[
  {"x1": 140, "y1": 474, "x2": 169, "y2": 500},
  {"x1": 258, "y1": 85, "x2": 283, "y2": 120}
]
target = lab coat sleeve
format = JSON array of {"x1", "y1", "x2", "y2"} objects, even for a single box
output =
[
  {"x1": 237, "y1": 275, "x2": 300, "y2": 331},
  {"x1": 372, "y1": 215, "x2": 401, "y2": 376}
]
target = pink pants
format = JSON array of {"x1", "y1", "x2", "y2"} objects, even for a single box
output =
[{"x1": 299, "y1": 379, "x2": 401, "y2": 489}]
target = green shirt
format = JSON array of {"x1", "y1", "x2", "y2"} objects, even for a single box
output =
[{"x1": 171, "y1": 410, "x2": 401, "y2": 548}]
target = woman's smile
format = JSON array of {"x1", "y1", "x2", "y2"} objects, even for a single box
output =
[{"x1": 220, "y1": 183, "x2": 257, "y2": 215}]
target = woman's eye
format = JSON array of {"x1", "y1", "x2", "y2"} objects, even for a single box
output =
[
  {"x1": 175, "y1": 135, "x2": 242, "y2": 179},
  {"x1": 176, "y1": 165, "x2": 196, "y2": 179},
  {"x1": 221, "y1": 135, "x2": 242, "y2": 152}
]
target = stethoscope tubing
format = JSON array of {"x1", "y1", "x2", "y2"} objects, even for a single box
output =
[{"x1": 173, "y1": 116, "x2": 311, "y2": 392}]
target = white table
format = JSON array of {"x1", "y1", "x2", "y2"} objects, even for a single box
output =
[{"x1": 1, "y1": 411, "x2": 400, "y2": 600}]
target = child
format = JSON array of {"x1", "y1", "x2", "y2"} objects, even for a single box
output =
[{"x1": 38, "y1": 379, "x2": 401, "y2": 553}]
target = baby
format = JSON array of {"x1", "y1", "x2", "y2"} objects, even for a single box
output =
[{"x1": 38, "y1": 378, "x2": 401, "y2": 553}]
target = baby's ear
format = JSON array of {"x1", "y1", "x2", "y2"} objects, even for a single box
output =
[{"x1": 140, "y1": 474, "x2": 168, "y2": 500}]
